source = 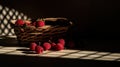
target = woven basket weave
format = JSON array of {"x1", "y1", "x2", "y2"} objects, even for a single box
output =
[{"x1": 12, "y1": 18, "x2": 72, "y2": 45}]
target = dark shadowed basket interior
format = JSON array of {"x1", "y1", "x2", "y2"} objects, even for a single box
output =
[{"x1": 12, "y1": 18, "x2": 73, "y2": 46}]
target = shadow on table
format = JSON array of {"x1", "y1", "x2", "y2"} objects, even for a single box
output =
[
  {"x1": 0, "y1": 53, "x2": 119, "y2": 67},
  {"x1": 0, "y1": 36, "x2": 19, "y2": 47}
]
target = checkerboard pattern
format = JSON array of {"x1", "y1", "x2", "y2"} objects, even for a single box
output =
[
  {"x1": 0, "y1": 46, "x2": 120, "y2": 61},
  {"x1": 0, "y1": 5, "x2": 31, "y2": 36}
]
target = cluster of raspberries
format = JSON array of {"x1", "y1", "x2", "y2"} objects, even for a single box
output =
[
  {"x1": 29, "y1": 39, "x2": 65, "y2": 54},
  {"x1": 15, "y1": 19, "x2": 45, "y2": 27}
]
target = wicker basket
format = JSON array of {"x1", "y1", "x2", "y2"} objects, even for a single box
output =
[{"x1": 12, "y1": 18, "x2": 73, "y2": 46}]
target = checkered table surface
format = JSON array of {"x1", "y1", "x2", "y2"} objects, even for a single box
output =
[{"x1": 0, "y1": 46, "x2": 120, "y2": 61}]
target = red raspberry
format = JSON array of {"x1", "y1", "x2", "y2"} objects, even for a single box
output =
[
  {"x1": 51, "y1": 42, "x2": 56, "y2": 50},
  {"x1": 35, "y1": 46, "x2": 44, "y2": 54},
  {"x1": 58, "y1": 39, "x2": 65, "y2": 46},
  {"x1": 43, "y1": 42, "x2": 51, "y2": 50},
  {"x1": 37, "y1": 20, "x2": 45, "y2": 27},
  {"x1": 51, "y1": 42, "x2": 56, "y2": 47},
  {"x1": 15, "y1": 19, "x2": 24, "y2": 26},
  {"x1": 54, "y1": 43, "x2": 64, "y2": 51},
  {"x1": 30, "y1": 42, "x2": 37, "y2": 51}
]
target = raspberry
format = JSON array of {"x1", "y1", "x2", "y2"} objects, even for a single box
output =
[
  {"x1": 36, "y1": 20, "x2": 45, "y2": 27},
  {"x1": 43, "y1": 42, "x2": 51, "y2": 50},
  {"x1": 54, "y1": 43, "x2": 64, "y2": 51},
  {"x1": 58, "y1": 39, "x2": 65, "y2": 46},
  {"x1": 35, "y1": 46, "x2": 44, "y2": 54},
  {"x1": 51, "y1": 42, "x2": 56, "y2": 47},
  {"x1": 15, "y1": 19, "x2": 24, "y2": 26},
  {"x1": 51, "y1": 42, "x2": 56, "y2": 50},
  {"x1": 30, "y1": 42, "x2": 37, "y2": 51}
]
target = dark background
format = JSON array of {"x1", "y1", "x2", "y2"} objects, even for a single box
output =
[{"x1": 0, "y1": 0, "x2": 120, "y2": 52}]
